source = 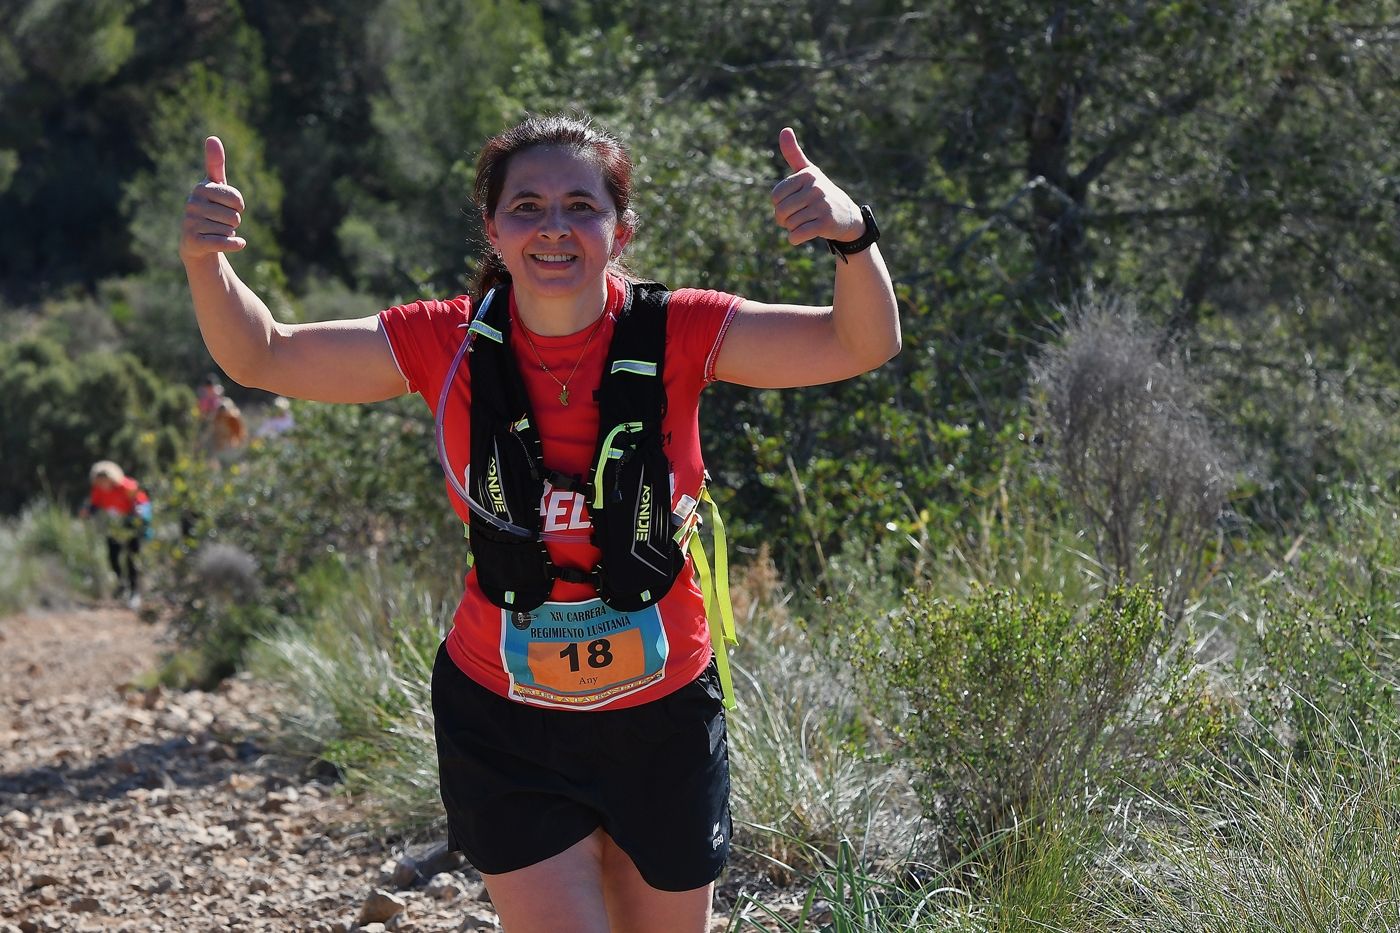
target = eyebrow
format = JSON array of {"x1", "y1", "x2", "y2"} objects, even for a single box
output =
[{"x1": 509, "y1": 188, "x2": 602, "y2": 200}]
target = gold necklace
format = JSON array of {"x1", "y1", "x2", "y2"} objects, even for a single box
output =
[{"x1": 517, "y1": 310, "x2": 608, "y2": 406}]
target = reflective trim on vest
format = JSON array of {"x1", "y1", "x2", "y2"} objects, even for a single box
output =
[
  {"x1": 610, "y1": 359, "x2": 658, "y2": 376},
  {"x1": 469, "y1": 319, "x2": 504, "y2": 343}
]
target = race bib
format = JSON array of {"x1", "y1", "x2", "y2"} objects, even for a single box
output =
[{"x1": 500, "y1": 599, "x2": 669, "y2": 709}]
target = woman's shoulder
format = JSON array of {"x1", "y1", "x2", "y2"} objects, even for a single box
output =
[{"x1": 664, "y1": 286, "x2": 743, "y2": 315}]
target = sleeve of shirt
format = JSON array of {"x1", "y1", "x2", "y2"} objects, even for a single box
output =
[
  {"x1": 667, "y1": 288, "x2": 743, "y2": 388},
  {"x1": 377, "y1": 296, "x2": 473, "y2": 402}
]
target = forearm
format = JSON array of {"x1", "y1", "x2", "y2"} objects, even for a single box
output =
[
  {"x1": 183, "y1": 254, "x2": 279, "y2": 386},
  {"x1": 831, "y1": 245, "x2": 900, "y2": 369}
]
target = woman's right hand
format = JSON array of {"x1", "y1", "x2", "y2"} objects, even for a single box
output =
[{"x1": 179, "y1": 136, "x2": 247, "y2": 263}]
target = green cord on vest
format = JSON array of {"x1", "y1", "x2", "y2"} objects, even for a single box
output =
[{"x1": 591, "y1": 421, "x2": 644, "y2": 509}]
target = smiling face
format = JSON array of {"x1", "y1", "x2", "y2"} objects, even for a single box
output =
[{"x1": 484, "y1": 145, "x2": 632, "y2": 316}]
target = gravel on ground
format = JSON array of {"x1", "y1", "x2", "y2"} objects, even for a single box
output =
[{"x1": 0, "y1": 609, "x2": 774, "y2": 932}]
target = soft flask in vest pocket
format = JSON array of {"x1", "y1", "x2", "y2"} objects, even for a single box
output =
[
  {"x1": 589, "y1": 425, "x2": 686, "y2": 612},
  {"x1": 469, "y1": 519, "x2": 555, "y2": 611},
  {"x1": 467, "y1": 435, "x2": 554, "y2": 612}
]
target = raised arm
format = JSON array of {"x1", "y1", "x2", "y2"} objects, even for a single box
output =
[
  {"x1": 180, "y1": 137, "x2": 407, "y2": 403},
  {"x1": 713, "y1": 128, "x2": 900, "y2": 389}
]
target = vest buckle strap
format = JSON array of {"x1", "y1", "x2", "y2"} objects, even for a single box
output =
[
  {"x1": 546, "y1": 470, "x2": 585, "y2": 493},
  {"x1": 553, "y1": 565, "x2": 596, "y2": 586}
]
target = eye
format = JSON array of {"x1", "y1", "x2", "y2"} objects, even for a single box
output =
[
  {"x1": 568, "y1": 201, "x2": 598, "y2": 212},
  {"x1": 512, "y1": 201, "x2": 540, "y2": 213}
]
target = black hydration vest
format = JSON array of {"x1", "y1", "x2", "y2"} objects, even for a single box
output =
[{"x1": 463, "y1": 281, "x2": 687, "y2": 615}]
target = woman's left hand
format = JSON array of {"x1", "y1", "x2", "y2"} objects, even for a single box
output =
[{"x1": 770, "y1": 128, "x2": 864, "y2": 246}]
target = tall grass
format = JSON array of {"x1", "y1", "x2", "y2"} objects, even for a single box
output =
[
  {"x1": 0, "y1": 500, "x2": 109, "y2": 613},
  {"x1": 247, "y1": 558, "x2": 451, "y2": 834},
  {"x1": 727, "y1": 840, "x2": 971, "y2": 932},
  {"x1": 734, "y1": 707, "x2": 1400, "y2": 932},
  {"x1": 724, "y1": 552, "x2": 928, "y2": 880},
  {"x1": 1089, "y1": 713, "x2": 1400, "y2": 932},
  {"x1": 924, "y1": 486, "x2": 1109, "y2": 606},
  {"x1": 728, "y1": 804, "x2": 1102, "y2": 933}
]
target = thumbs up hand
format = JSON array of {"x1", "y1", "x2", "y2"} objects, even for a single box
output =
[
  {"x1": 770, "y1": 127, "x2": 864, "y2": 248},
  {"x1": 179, "y1": 136, "x2": 247, "y2": 262}
]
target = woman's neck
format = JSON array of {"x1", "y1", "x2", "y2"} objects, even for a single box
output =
[{"x1": 512, "y1": 277, "x2": 610, "y2": 336}]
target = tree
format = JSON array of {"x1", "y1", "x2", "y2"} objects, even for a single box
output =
[
  {"x1": 0, "y1": 336, "x2": 194, "y2": 514},
  {"x1": 333, "y1": 0, "x2": 552, "y2": 298},
  {"x1": 0, "y1": 0, "x2": 272, "y2": 301}
]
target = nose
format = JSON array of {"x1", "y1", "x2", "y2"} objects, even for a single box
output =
[{"x1": 537, "y1": 204, "x2": 571, "y2": 239}]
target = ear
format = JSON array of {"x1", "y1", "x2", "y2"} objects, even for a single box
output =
[
  {"x1": 483, "y1": 212, "x2": 499, "y2": 250},
  {"x1": 611, "y1": 211, "x2": 636, "y2": 258}
]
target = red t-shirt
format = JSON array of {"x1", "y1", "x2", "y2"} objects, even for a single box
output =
[
  {"x1": 88, "y1": 477, "x2": 149, "y2": 516},
  {"x1": 380, "y1": 275, "x2": 740, "y2": 710}
]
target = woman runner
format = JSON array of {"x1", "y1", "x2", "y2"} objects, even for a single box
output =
[
  {"x1": 81, "y1": 460, "x2": 152, "y2": 610},
  {"x1": 180, "y1": 113, "x2": 898, "y2": 933}
]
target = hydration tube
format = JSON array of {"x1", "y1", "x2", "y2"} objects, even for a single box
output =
[{"x1": 433, "y1": 288, "x2": 537, "y2": 539}]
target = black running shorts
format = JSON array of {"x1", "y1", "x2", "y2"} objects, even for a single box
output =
[{"x1": 430, "y1": 642, "x2": 732, "y2": 891}]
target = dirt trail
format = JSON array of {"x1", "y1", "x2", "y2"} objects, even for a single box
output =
[
  {"x1": 0, "y1": 611, "x2": 767, "y2": 932},
  {"x1": 0, "y1": 609, "x2": 501, "y2": 932}
]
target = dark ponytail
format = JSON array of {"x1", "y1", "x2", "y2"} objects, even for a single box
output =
[
  {"x1": 474, "y1": 251, "x2": 513, "y2": 299},
  {"x1": 471, "y1": 112, "x2": 639, "y2": 301}
]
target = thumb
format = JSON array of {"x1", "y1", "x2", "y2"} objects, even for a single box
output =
[
  {"x1": 778, "y1": 127, "x2": 811, "y2": 173},
  {"x1": 204, "y1": 136, "x2": 227, "y2": 185}
]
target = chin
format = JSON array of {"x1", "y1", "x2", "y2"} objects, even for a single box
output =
[{"x1": 517, "y1": 276, "x2": 584, "y2": 298}]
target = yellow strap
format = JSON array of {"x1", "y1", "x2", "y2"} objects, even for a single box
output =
[
  {"x1": 704, "y1": 487, "x2": 736, "y2": 647},
  {"x1": 688, "y1": 487, "x2": 737, "y2": 710}
]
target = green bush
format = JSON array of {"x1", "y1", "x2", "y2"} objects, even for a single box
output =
[
  {"x1": 1246, "y1": 494, "x2": 1400, "y2": 760},
  {"x1": 849, "y1": 585, "x2": 1226, "y2": 859},
  {"x1": 1200, "y1": 312, "x2": 1400, "y2": 531},
  {"x1": 183, "y1": 396, "x2": 460, "y2": 586},
  {"x1": 158, "y1": 396, "x2": 462, "y2": 677},
  {"x1": 0, "y1": 335, "x2": 194, "y2": 515},
  {"x1": 0, "y1": 501, "x2": 109, "y2": 613}
]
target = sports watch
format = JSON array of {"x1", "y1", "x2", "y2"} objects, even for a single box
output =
[{"x1": 826, "y1": 204, "x2": 880, "y2": 260}]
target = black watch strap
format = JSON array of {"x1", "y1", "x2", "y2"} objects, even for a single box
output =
[{"x1": 826, "y1": 204, "x2": 880, "y2": 261}]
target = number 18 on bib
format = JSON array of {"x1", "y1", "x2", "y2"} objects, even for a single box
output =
[{"x1": 499, "y1": 599, "x2": 669, "y2": 708}]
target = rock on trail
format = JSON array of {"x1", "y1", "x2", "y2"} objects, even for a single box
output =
[{"x1": 0, "y1": 609, "x2": 500, "y2": 932}]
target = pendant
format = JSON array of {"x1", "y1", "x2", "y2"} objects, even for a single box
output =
[{"x1": 558, "y1": 387, "x2": 570, "y2": 406}]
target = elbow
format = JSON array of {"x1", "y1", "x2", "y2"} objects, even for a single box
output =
[
  {"x1": 219, "y1": 357, "x2": 280, "y2": 394},
  {"x1": 865, "y1": 331, "x2": 901, "y2": 373},
  {"x1": 216, "y1": 332, "x2": 283, "y2": 391},
  {"x1": 217, "y1": 358, "x2": 259, "y2": 391},
  {"x1": 884, "y1": 331, "x2": 902, "y2": 364},
  {"x1": 845, "y1": 340, "x2": 899, "y2": 380}
]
